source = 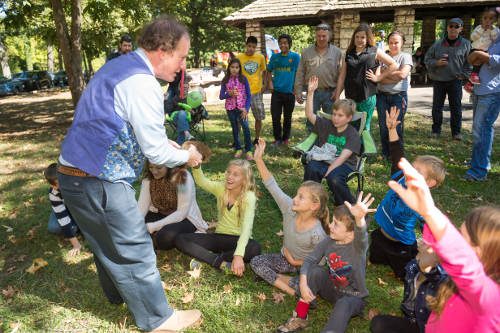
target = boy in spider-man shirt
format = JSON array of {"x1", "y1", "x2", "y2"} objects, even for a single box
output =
[{"x1": 277, "y1": 193, "x2": 375, "y2": 333}]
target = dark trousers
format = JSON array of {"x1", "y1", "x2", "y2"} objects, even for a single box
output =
[
  {"x1": 370, "y1": 315, "x2": 420, "y2": 333},
  {"x1": 376, "y1": 91, "x2": 407, "y2": 159},
  {"x1": 57, "y1": 174, "x2": 171, "y2": 331},
  {"x1": 303, "y1": 160, "x2": 355, "y2": 206},
  {"x1": 431, "y1": 79, "x2": 463, "y2": 136},
  {"x1": 369, "y1": 228, "x2": 417, "y2": 280},
  {"x1": 175, "y1": 233, "x2": 261, "y2": 267},
  {"x1": 145, "y1": 212, "x2": 197, "y2": 251},
  {"x1": 270, "y1": 91, "x2": 295, "y2": 141},
  {"x1": 307, "y1": 265, "x2": 365, "y2": 333}
]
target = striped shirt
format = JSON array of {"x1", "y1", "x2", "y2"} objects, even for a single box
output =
[{"x1": 49, "y1": 187, "x2": 78, "y2": 238}]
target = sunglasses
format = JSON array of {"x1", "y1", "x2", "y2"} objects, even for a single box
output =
[{"x1": 448, "y1": 24, "x2": 461, "y2": 29}]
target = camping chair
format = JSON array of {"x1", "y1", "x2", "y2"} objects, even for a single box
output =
[
  {"x1": 165, "y1": 90, "x2": 209, "y2": 141},
  {"x1": 292, "y1": 111, "x2": 377, "y2": 195}
]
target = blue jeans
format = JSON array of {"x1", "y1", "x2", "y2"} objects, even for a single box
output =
[
  {"x1": 47, "y1": 211, "x2": 78, "y2": 235},
  {"x1": 57, "y1": 174, "x2": 172, "y2": 331},
  {"x1": 307, "y1": 89, "x2": 335, "y2": 131},
  {"x1": 303, "y1": 160, "x2": 355, "y2": 205},
  {"x1": 466, "y1": 92, "x2": 500, "y2": 179},
  {"x1": 431, "y1": 80, "x2": 463, "y2": 135},
  {"x1": 173, "y1": 110, "x2": 190, "y2": 144},
  {"x1": 376, "y1": 91, "x2": 407, "y2": 159},
  {"x1": 227, "y1": 109, "x2": 252, "y2": 152}
]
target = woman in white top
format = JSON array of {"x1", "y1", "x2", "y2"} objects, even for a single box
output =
[{"x1": 138, "y1": 161, "x2": 207, "y2": 250}]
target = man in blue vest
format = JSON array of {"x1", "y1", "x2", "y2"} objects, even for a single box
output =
[{"x1": 56, "y1": 17, "x2": 202, "y2": 332}]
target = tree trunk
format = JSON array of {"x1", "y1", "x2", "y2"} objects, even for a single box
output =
[
  {"x1": 0, "y1": 36, "x2": 11, "y2": 78},
  {"x1": 47, "y1": 43, "x2": 55, "y2": 72},
  {"x1": 49, "y1": 0, "x2": 84, "y2": 107},
  {"x1": 58, "y1": 48, "x2": 64, "y2": 71}
]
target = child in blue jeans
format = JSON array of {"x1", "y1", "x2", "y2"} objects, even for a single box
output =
[
  {"x1": 219, "y1": 58, "x2": 253, "y2": 161},
  {"x1": 44, "y1": 163, "x2": 81, "y2": 256}
]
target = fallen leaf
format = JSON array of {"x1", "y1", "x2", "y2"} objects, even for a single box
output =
[
  {"x1": 8, "y1": 235, "x2": 17, "y2": 244},
  {"x1": 272, "y1": 291, "x2": 285, "y2": 304},
  {"x1": 187, "y1": 266, "x2": 201, "y2": 279},
  {"x1": 25, "y1": 258, "x2": 48, "y2": 274},
  {"x1": 1, "y1": 286, "x2": 15, "y2": 299},
  {"x1": 275, "y1": 230, "x2": 284, "y2": 237},
  {"x1": 2, "y1": 225, "x2": 13, "y2": 233},
  {"x1": 235, "y1": 297, "x2": 241, "y2": 306},
  {"x1": 450, "y1": 188, "x2": 458, "y2": 193},
  {"x1": 44, "y1": 251, "x2": 53, "y2": 255},
  {"x1": 161, "y1": 281, "x2": 174, "y2": 291},
  {"x1": 13, "y1": 254, "x2": 27, "y2": 263},
  {"x1": 476, "y1": 196, "x2": 483, "y2": 201},
  {"x1": 207, "y1": 221, "x2": 217, "y2": 229},
  {"x1": 257, "y1": 292, "x2": 266, "y2": 302},
  {"x1": 6, "y1": 266, "x2": 16, "y2": 274},
  {"x1": 223, "y1": 284, "x2": 232, "y2": 294},
  {"x1": 26, "y1": 227, "x2": 36, "y2": 240},
  {"x1": 377, "y1": 277, "x2": 388, "y2": 286},
  {"x1": 9, "y1": 322, "x2": 20, "y2": 333},
  {"x1": 182, "y1": 291, "x2": 194, "y2": 304},
  {"x1": 367, "y1": 308, "x2": 380, "y2": 320},
  {"x1": 160, "y1": 263, "x2": 172, "y2": 272}
]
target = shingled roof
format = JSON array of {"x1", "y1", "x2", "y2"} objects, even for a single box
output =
[
  {"x1": 223, "y1": 0, "x2": 328, "y2": 26},
  {"x1": 320, "y1": 0, "x2": 498, "y2": 11}
]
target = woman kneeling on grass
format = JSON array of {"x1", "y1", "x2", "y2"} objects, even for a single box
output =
[
  {"x1": 251, "y1": 138, "x2": 328, "y2": 295},
  {"x1": 389, "y1": 158, "x2": 500, "y2": 333},
  {"x1": 175, "y1": 159, "x2": 261, "y2": 276}
]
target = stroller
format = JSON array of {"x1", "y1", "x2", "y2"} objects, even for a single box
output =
[{"x1": 165, "y1": 90, "x2": 209, "y2": 143}]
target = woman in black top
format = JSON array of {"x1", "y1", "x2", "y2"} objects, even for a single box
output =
[{"x1": 335, "y1": 23, "x2": 397, "y2": 130}]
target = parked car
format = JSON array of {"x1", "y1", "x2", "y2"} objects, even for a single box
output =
[
  {"x1": 0, "y1": 77, "x2": 25, "y2": 96},
  {"x1": 12, "y1": 70, "x2": 53, "y2": 91},
  {"x1": 52, "y1": 70, "x2": 68, "y2": 87}
]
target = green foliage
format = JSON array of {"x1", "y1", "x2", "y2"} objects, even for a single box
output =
[{"x1": 265, "y1": 25, "x2": 315, "y2": 54}]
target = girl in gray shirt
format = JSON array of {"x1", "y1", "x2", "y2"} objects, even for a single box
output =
[{"x1": 251, "y1": 139, "x2": 328, "y2": 296}]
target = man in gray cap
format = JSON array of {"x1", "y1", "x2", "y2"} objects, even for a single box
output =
[{"x1": 425, "y1": 17, "x2": 472, "y2": 140}]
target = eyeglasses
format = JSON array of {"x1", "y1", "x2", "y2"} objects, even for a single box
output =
[{"x1": 448, "y1": 24, "x2": 460, "y2": 29}]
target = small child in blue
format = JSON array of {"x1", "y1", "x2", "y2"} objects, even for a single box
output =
[
  {"x1": 44, "y1": 163, "x2": 82, "y2": 256},
  {"x1": 370, "y1": 241, "x2": 448, "y2": 333},
  {"x1": 369, "y1": 107, "x2": 446, "y2": 280}
]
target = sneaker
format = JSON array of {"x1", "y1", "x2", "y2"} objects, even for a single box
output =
[
  {"x1": 464, "y1": 81, "x2": 474, "y2": 94},
  {"x1": 189, "y1": 259, "x2": 201, "y2": 270},
  {"x1": 234, "y1": 149, "x2": 243, "y2": 158},
  {"x1": 452, "y1": 133, "x2": 462, "y2": 141},
  {"x1": 277, "y1": 312, "x2": 308, "y2": 333},
  {"x1": 151, "y1": 309, "x2": 202, "y2": 332},
  {"x1": 470, "y1": 72, "x2": 480, "y2": 85},
  {"x1": 463, "y1": 173, "x2": 487, "y2": 182},
  {"x1": 282, "y1": 139, "x2": 289, "y2": 146},
  {"x1": 245, "y1": 151, "x2": 254, "y2": 161}
]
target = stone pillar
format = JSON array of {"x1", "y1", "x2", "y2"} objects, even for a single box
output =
[
  {"x1": 394, "y1": 8, "x2": 415, "y2": 53},
  {"x1": 331, "y1": 13, "x2": 342, "y2": 47},
  {"x1": 245, "y1": 21, "x2": 266, "y2": 54},
  {"x1": 421, "y1": 16, "x2": 436, "y2": 50},
  {"x1": 462, "y1": 14, "x2": 472, "y2": 40},
  {"x1": 339, "y1": 11, "x2": 360, "y2": 50}
]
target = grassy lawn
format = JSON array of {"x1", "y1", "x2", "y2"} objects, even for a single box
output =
[{"x1": 0, "y1": 90, "x2": 498, "y2": 332}]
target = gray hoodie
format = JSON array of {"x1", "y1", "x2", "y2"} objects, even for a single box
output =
[{"x1": 424, "y1": 36, "x2": 472, "y2": 82}]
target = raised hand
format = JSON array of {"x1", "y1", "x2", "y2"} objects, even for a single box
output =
[
  {"x1": 307, "y1": 76, "x2": 319, "y2": 93},
  {"x1": 385, "y1": 106, "x2": 401, "y2": 130},
  {"x1": 253, "y1": 138, "x2": 266, "y2": 161},
  {"x1": 388, "y1": 158, "x2": 436, "y2": 217},
  {"x1": 344, "y1": 191, "x2": 376, "y2": 222}
]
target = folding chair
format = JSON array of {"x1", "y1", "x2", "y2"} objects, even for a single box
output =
[
  {"x1": 292, "y1": 111, "x2": 377, "y2": 195},
  {"x1": 165, "y1": 90, "x2": 209, "y2": 141}
]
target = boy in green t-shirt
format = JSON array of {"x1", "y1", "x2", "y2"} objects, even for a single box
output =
[{"x1": 237, "y1": 36, "x2": 267, "y2": 145}]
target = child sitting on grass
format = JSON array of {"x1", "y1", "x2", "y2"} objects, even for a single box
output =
[
  {"x1": 251, "y1": 138, "x2": 327, "y2": 295},
  {"x1": 369, "y1": 107, "x2": 445, "y2": 280},
  {"x1": 175, "y1": 159, "x2": 261, "y2": 276},
  {"x1": 44, "y1": 163, "x2": 81, "y2": 256},
  {"x1": 303, "y1": 76, "x2": 361, "y2": 206},
  {"x1": 388, "y1": 158, "x2": 500, "y2": 333},
  {"x1": 277, "y1": 192, "x2": 375, "y2": 333},
  {"x1": 370, "y1": 240, "x2": 448, "y2": 333}
]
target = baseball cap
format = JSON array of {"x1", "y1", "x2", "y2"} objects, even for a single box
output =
[{"x1": 448, "y1": 18, "x2": 463, "y2": 26}]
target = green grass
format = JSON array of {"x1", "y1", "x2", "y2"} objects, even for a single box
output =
[{"x1": 0, "y1": 91, "x2": 499, "y2": 332}]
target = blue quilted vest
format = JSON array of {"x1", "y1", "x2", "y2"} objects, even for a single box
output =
[{"x1": 60, "y1": 51, "x2": 153, "y2": 184}]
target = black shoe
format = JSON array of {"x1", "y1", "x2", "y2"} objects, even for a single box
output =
[{"x1": 253, "y1": 138, "x2": 259, "y2": 146}]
